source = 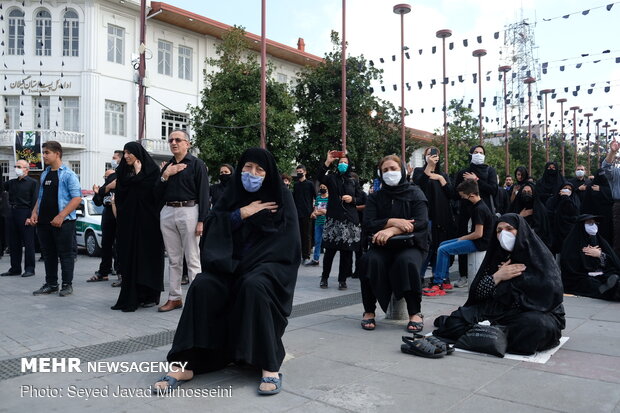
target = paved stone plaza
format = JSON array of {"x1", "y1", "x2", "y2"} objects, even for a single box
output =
[{"x1": 0, "y1": 253, "x2": 619, "y2": 412}]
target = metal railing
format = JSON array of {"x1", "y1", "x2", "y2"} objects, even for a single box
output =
[{"x1": 0, "y1": 129, "x2": 85, "y2": 148}]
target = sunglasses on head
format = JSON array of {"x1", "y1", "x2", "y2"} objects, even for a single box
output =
[{"x1": 168, "y1": 137, "x2": 187, "y2": 144}]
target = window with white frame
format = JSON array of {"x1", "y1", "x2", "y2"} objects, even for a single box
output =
[
  {"x1": 35, "y1": 10, "x2": 52, "y2": 56},
  {"x1": 8, "y1": 9, "x2": 25, "y2": 55},
  {"x1": 105, "y1": 162, "x2": 112, "y2": 171},
  {"x1": 0, "y1": 162, "x2": 9, "y2": 184},
  {"x1": 107, "y1": 24, "x2": 124, "y2": 64},
  {"x1": 178, "y1": 46, "x2": 192, "y2": 80},
  {"x1": 104, "y1": 100, "x2": 126, "y2": 136},
  {"x1": 63, "y1": 97, "x2": 80, "y2": 132},
  {"x1": 277, "y1": 73, "x2": 288, "y2": 84},
  {"x1": 63, "y1": 10, "x2": 79, "y2": 57},
  {"x1": 33, "y1": 96, "x2": 50, "y2": 129},
  {"x1": 158, "y1": 40, "x2": 172, "y2": 76},
  {"x1": 68, "y1": 161, "x2": 81, "y2": 183},
  {"x1": 161, "y1": 111, "x2": 188, "y2": 140},
  {"x1": 4, "y1": 96, "x2": 20, "y2": 129}
]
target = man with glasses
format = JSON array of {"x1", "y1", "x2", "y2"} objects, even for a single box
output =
[
  {"x1": 1, "y1": 160, "x2": 39, "y2": 278},
  {"x1": 156, "y1": 130, "x2": 209, "y2": 312}
]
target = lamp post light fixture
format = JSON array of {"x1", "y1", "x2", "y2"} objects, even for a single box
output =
[
  {"x1": 394, "y1": 3, "x2": 412, "y2": 161},
  {"x1": 472, "y1": 49, "x2": 487, "y2": 144},
  {"x1": 436, "y1": 29, "x2": 452, "y2": 174},
  {"x1": 570, "y1": 106, "x2": 580, "y2": 170},
  {"x1": 540, "y1": 89, "x2": 554, "y2": 162},
  {"x1": 524, "y1": 77, "x2": 536, "y2": 173},
  {"x1": 557, "y1": 98, "x2": 568, "y2": 176},
  {"x1": 499, "y1": 65, "x2": 511, "y2": 177},
  {"x1": 584, "y1": 113, "x2": 593, "y2": 174}
]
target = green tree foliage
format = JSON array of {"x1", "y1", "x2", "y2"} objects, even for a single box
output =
[
  {"x1": 295, "y1": 31, "x2": 417, "y2": 181},
  {"x1": 190, "y1": 26, "x2": 298, "y2": 175}
]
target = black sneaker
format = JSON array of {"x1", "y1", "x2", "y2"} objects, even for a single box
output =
[
  {"x1": 33, "y1": 284, "x2": 59, "y2": 295},
  {"x1": 320, "y1": 278, "x2": 328, "y2": 289},
  {"x1": 59, "y1": 284, "x2": 73, "y2": 297},
  {"x1": 338, "y1": 282, "x2": 347, "y2": 290}
]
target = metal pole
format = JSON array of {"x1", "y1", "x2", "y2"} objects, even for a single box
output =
[
  {"x1": 473, "y1": 49, "x2": 487, "y2": 144},
  {"x1": 499, "y1": 66, "x2": 511, "y2": 177},
  {"x1": 571, "y1": 106, "x2": 580, "y2": 171},
  {"x1": 341, "y1": 0, "x2": 347, "y2": 152},
  {"x1": 595, "y1": 119, "x2": 602, "y2": 167},
  {"x1": 437, "y1": 29, "x2": 452, "y2": 174},
  {"x1": 558, "y1": 99, "x2": 567, "y2": 176},
  {"x1": 138, "y1": 0, "x2": 146, "y2": 141},
  {"x1": 394, "y1": 4, "x2": 411, "y2": 161},
  {"x1": 541, "y1": 89, "x2": 553, "y2": 163},
  {"x1": 260, "y1": 0, "x2": 267, "y2": 149},
  {"x1": 584, "y1": 113, "x2": 593, "y2": 174},
  {"x1": 525, "y1": 77, "x2": 535, "y2": 174}
]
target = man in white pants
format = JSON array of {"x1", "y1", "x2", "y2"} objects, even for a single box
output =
[{"x1": 156, "y1": 130, "x2": 209, "y2": 312}]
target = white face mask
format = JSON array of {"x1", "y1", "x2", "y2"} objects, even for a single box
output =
[
  {"x1": 584, "y1": 222, "x2": 598, "y2": 236},
  {"x1": 14, "y1": 168, "x2": 24, "y2": 177},
  {"x1": 382, "y1": 170, "x2": 402, "y2": 187},
  {"x1": 576, "y1": 170, "x2": 585, "y2": 178},
  {"x1": 471, "y1": 153, "x2": 485, "y2": 165},
  {"x1": 498, "y1": 230, "x2": 516, "y2": 252}
]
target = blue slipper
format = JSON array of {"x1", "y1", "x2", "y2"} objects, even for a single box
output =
[
  {"x1": 257, "y1": 373, "x2": 282, "y2": 395},
  {"x1": 152, "y1": 375, "x2": 186, "y2": 394}
]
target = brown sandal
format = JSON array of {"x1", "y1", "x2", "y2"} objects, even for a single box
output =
[{"x1": 87, "y1": 274, "x2": 108, "y2": 282}]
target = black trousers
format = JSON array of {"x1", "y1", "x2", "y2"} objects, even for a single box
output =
[
  {"x1": 7, "y1": 208, "x2": 36, "y2": 273},
  {"x1": 98, "y1": 208, "x2": 118, "y2": 275},
  {"x1": 322, "y1": 248, "x2": 352, "y2": 282},
  {"x1": 298, "y1": 217, "x2": 311, "y2": 260},
  {"x1": 613, "y1": 202, "x2": 620, "y2": 258},
  {"x1": 38, "y1": 221, "x2": 76, "y2": 286}
]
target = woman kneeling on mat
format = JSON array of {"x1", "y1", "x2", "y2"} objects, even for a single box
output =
[
  {"x1": 433, "y1": 213, "x2": 565, "y2": 355},
  {"x1": 360, "y1": 155, "x2": 429, "y2": 332},
  {"x1": 153, "y1": 148, "x2": 300, "y2": 395}
]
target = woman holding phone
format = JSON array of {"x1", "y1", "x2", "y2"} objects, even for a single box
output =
[
  {"x1": 412, "y1": 147, "x2": 454, "y2": 287},
  {"x1": 316, "y1": 151, "x2": 363, "y2": 290}
]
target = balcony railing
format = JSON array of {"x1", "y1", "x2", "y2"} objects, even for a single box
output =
[
  {"x1": 0, "y1": 129, "x2": 85, "y2": 149},
  {"x1": 140, "y1": 138, "x2": 170, "y2": 156}
]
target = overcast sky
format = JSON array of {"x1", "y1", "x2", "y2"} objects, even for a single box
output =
[{"x1": 168, "y1": 0, "x2": 620, "y2": 139}]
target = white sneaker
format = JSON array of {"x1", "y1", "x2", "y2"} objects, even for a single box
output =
[{"x1": 453, "y1": 277, "x2": 468, "y2": 288}]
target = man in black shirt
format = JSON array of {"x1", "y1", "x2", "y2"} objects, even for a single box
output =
[
  {"x1": 156, "y1": 130, "x2": 209, "y2": 312},
  {"x1": 1, "y1": 160, "x2": 39, "y2": 277},
  {"x1": 293, "y1": 164, "x2": 316, "y2": 264}
]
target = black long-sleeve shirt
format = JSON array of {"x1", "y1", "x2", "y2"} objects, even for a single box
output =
[
  {"x1": 292, "y1": 179, "x2": 316, "y2": 218},
  {"x1": 5, "y1": 176, "x2": 39, "y2": 209},
  {"x1": 156, "y1": 153, "x2": 210, "y2": 222},
  {"x1": 93, "y1": 172, "x2": 117, "y2": 208}
]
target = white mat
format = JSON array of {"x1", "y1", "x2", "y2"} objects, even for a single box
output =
[{"x1": 453, "y1": 336, "x2": 569, "y2": 364}]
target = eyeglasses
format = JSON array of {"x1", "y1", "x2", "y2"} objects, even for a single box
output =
[
  {"x1": 168, "y1": 138, "x2": 187, "y2": 144},
  {"x1": 15, "y1": 166, "x2": 23, "y2": 169}
]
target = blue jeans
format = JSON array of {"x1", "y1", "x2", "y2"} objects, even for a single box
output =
[
  {"x1": 313, "y1": 223, "x2": 324, "y2": 261},
  {"x1": 433, "y1": 238, "x2": 478, "y2": 285}
]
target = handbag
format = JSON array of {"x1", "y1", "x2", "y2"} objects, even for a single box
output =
[
  {"x1": 454, "y1": 324, "x2": 508, "y2": 357},
  {"x1": 370, "y1": 233, "x2": 416, "y2": 249}
]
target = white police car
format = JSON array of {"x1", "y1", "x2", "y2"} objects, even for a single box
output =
[{"x1": 75, "y1": 194, "x2": 104, "y2": 256}]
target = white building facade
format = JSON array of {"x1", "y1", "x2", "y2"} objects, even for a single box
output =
[{"x1": 1, "y1": 0, "x2": 322, "y2": 187}]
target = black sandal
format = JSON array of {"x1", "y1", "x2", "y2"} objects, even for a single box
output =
[
  {"x1": 401, "y1": 336, "x2": 445, "y2": 358},
  {"x1": 406, "y1": 313, "x2": 424, "y2": 333},
  {"x1": 424, "y1": 334, "x2": 455, "y2": 355},
  {"x1": 360, "y1": 313, "x2": 376, "y2": 331}
]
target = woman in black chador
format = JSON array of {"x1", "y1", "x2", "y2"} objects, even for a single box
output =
[
  {"x1": 361, "y1": 155, "x2": 429, "y2": 332},
  {"x1": 536, "y1": 162, "x2": 564, "y2": 205},
  {"x1": 560, "y1": 215, "x2": 620, "y2": 301},
  {"x1": 209, "y1": 163, "x2": 235, "y2": 208},
  {"x1": 545, "y1": 181, "x2": 580, "y2": 254},
  {"x1": 155, "y1": 148, "x2": 300, "y2": 395},
  {"x1": 509, "y1": 182, "x2": 551, "y2": 248},
  {"x1": 433, "y1": 214, "x2": 565, "y2": 355},
  {"x1": 581, "y1": 169, "x2": 614, "y2": 246},
  {"x1": 111, "y1": 142, "x2": 164, "y2": 312}
]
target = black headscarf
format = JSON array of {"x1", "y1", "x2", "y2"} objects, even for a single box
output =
[
  {"x1": 467, "y1": 145, "x2": 490, "y2": 182},
  {"x1": 210, "y1": 164, "x2": 236, "y2": 208},
  {"x1": 514, "y1": 166, "x2": 530, "y2": 185},
  {"x1": 466, "y1": 213, "x2": 564, "y2": 313},
  {"x1": 509, "y1": 182, "x2": 551, "y2": 247},
  {"x1": 536, "y1": 162, "x2": 564, "y2": 201},
  {"x1": 202, "y1": 147, "x2": 300, "y2": 275},
  {"x1": 115, "y1": 141, "x2": 161, "y2": 196}
]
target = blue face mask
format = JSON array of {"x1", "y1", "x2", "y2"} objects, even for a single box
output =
[
  {"x1": 241, "y1": 171, "x2": 264, "y2": 192},
  {"x1": 337, "y1": 163, "x2": 349, "y2": 174}
]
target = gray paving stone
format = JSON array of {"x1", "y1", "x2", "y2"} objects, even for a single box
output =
[{"x1": 446, "y1": 394, "x2": 559, "y2": 413}]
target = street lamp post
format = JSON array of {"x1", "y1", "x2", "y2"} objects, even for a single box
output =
[
  {"x1": 341, "y1": 0, "x2": 347, "y2": 152},
  {"x1": 394, "y1": 4, "x2": 412, "y2": 161},
  {"x1": 540, "y1": 89, "x2": 553, "y2": 162},
  {"x1": 260, "y1": 0, "x2": 267, "y2": 149},
  {"x1": 499, "y1": 65, "x2": 511, "y2": 177},
  {"x1": 584, "y1": 113, "x2": 593, "y2": 174},
  {"x1": 570, "y1": 106, "x2": 580, "y2": 170},
  {"x1": 557, "y1": 98, "x2": 567, "y2": 176},
  {"x1": 595, "y1": 119, "x2": 602, "y2": 167},
  {"x1": 524, "y1": 77, "x2": 536, "y2": 173},
  {"x1": 436, "y1": 29, "x2": 452, "y2": 174},
  {"x1": 472, "y1": 49, "x2": 487, "y2": 144}
]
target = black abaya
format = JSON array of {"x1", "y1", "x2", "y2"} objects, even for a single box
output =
[
  {"x1": 112, "y1": 142, "x2": 164, "y2": 311},
  {"x1": 433, "y1": 214, "x2": 565, "y2": 355},
  {"x1": 509, "y1": 182, "x2": 551, "y2": 248},
  {"x1": 545, "y1": 182, "x2": 580, "y2": 254},
  {"x1": 581, "y1": 170, "x2": 614, "y2": 246},
  {"x1": 167, "y1": 148, "x2": 300, "y2": 373},
  {"x1": 560, "y1": 215, "x2": 620, "y2": 301}
]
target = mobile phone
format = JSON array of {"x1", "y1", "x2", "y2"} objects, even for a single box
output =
[
  {"x1": 331, "y1": 150, "x2": 346, "y2": 158},
  {"x1": 429, "y1": 148, "x2": 439, "y2": 156}
]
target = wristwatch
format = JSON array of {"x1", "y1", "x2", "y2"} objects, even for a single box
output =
[{"x1": 160, "y1": 176, "x2": 167, "y2": 182}]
